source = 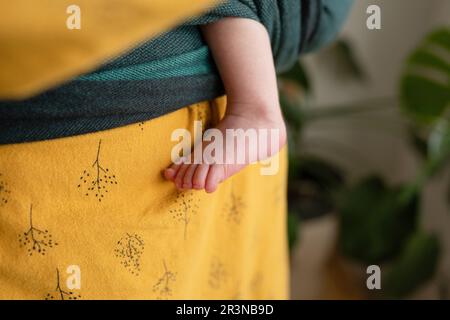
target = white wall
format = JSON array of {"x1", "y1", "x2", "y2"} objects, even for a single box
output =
[{"x1": 308, "y1": 0, "x2": 445, "y2": 105}]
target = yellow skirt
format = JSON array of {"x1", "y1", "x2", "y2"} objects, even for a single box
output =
[{"x1": 0, "y1": 96, "x2": 289, "y2": 300}]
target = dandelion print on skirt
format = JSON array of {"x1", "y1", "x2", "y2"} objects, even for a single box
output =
[
  {"x1": 169, "y1": 191, "x2": 199, "y2": 240},
  {"x1": 153, "y1": 260, "x2": 177, "y2": 299},
  {"x1": 223, "y1": 185, "x2": 245, "y2": 224},
  {"x1": 77, "y1": 140, "x2": 118, "y2": 202},
  {"x1": 209, "y1": 257, "x2": 227, "y2": 290},
  {"x1": 18, "y1": 204, "x2": 58, "y2": 256},
  {"x1": 0, "y1": 173, "x2": 11, "y2": 207},
  {"x1": 114, "y1": 233, "x2": 145, "y2": 276},
  {"x1": 44, "y1": 268, "x2": 81, "y2": 300}
]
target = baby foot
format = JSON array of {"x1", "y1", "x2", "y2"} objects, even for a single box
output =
[{"x1": 164, "y1": 110, "x2": 286, "y2": 193}]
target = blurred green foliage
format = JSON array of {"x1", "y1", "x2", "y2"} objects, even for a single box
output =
[
  {"x1": 338, "y1": 176, "x2": 419, "y2": 264},
  {"x1": 384, "y1": 232, "x2": 440, "y2": 298},
  {"x1": 279, "y1": 61, "x2": 311, "y2": 92},
  {"x1": 282, "y1": 27, "x2": 450, "y2": 298},
  {"x1": 289, "y1": 156, "x2": 344, "y2": 220},
  {"x1": 401, "y1": 28, "x2": 450, "y2": 123},
  {"x1": 287, "y1": 212, "x2": 300, "y2": 251}
]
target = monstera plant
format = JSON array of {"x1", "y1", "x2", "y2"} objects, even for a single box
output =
[
  {"x1": 281, "y1": 27, "x2": 450, "y2": 298},
  {"x1": 340, "y1": 27, "x2": 450, "y2": 298},
  {"x1": 401, "y1": 28, "x2": 450, "y2": 190},
  {"x1": 337, "y1": 28, "x2": 450, "y2": 298}
]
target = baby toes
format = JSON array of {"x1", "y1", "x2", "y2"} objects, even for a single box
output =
[
  {"x1": 192, "y1": 164, "x2": 210, "y2": 190},
  {"x1": 174, "y1": 163, "x2": 190, "y2": 190},
  {"x1": 182, "y1": 164, "x2": 198, "y2": 189},
  {"x1": 205, "y1": 164, "x2": 225, "y2": 193},
  {"x1": 164, "y1": 163, "x2": 181, "y2": 181}
]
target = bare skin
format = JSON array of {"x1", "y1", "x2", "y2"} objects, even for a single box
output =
[{"x1": 164, "y1": 18, "x2": 286, "y2": 193}]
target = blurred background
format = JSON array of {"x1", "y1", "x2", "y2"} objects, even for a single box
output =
[{"x1": 283, "y1": 0, "x2": 450, "y2": 299}]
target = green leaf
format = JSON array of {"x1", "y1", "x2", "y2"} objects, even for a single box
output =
[
  {"x1": 332, "y1": 39, "x2": 366, "y2": 81},
  {"x1": 338, "y1": 176, "x2": 419, "y2": 264},
  {"x1": 408, "y1": 126, "x2": 428, "y2": 159},
  {"x1": 288, "y1": 156, "x2": 345, "y2": 219},
  {"x1": 279, "y1": 61, "x2": 311, "y2": 92},
  {"x1": 289, "y1": 156, "x2": 344, "y2": 186},
  {"x1": 287, "y1": 212, "x2": 300, "y2": 250},
  {"x1": 280, "y1": 92, "x2": 304, "y2": 132},
  {"x1": 401, "y1": 28, "x2": 450, "y2": 123},
  {"x1": 403, "y1": 118, "x2": 450, "y2": 202},
  {"x1": 385, "y1": 232, "x2": 440, "y2": 298},
  {"x1": 427, "y1": 118, "x2": 450, "y2": 173}
]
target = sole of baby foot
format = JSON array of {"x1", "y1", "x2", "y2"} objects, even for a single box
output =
[{"x1": 163, "y1": 111, "x2": 287, "y2": 193}]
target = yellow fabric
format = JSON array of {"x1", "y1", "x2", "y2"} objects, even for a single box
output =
[
  {"x1": 0, "y1": 0, "x2": 220, "y2": 99},
  {"x1": 0, "y1": 97, "x2": 289, "y2": 300}
]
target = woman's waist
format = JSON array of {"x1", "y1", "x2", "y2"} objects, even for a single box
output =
[{"x1": 0, "y1": 73, "x2": 224, "y2": 144}]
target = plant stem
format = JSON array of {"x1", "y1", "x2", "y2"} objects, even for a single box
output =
[{"x1": 303, "y1": 96, "x2": 397, "y2": 122}]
